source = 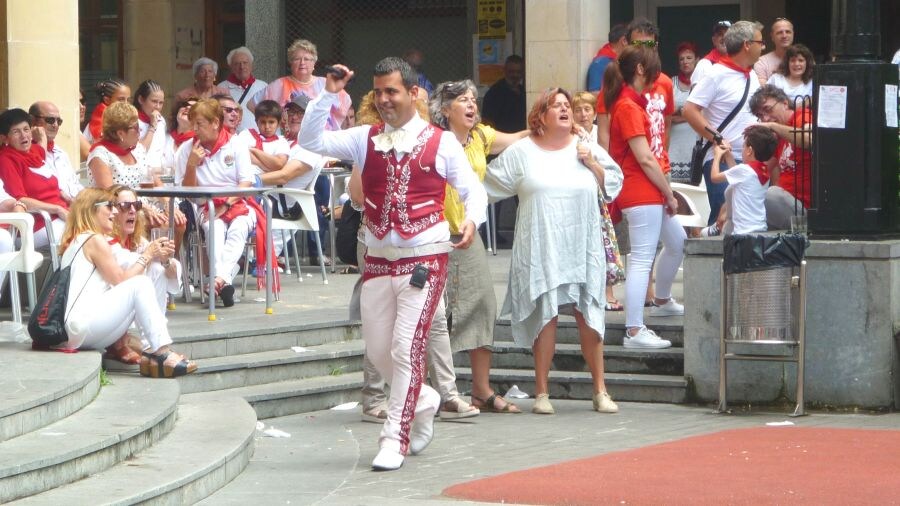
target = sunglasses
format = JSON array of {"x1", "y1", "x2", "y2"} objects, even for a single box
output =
[
  {"x1": 222, "y1": 106, "x2": 239, "y2": 113},
  {"x1": 631, "y1": 39, "x2": 658, "y2": 48},
  {"x1": 35, "y1": 116, "x2": 63, "y2": 126},
  {"x1": 94, "y1": 201, "x2": 114, "y2": 209},
  {"x1": 115, "y1": 201, "x2": 143, "y2": 211},
  {"x1": 775, "y1": 17, "x2": 791, "y2": 23}
]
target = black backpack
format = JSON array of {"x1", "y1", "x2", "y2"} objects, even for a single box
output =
[
  {"x1": 335, "y1": 201, "x2": 361, "y2": 266},
  {"x1": 28, "y1": 237, "x2": 95, "y2": 347}
]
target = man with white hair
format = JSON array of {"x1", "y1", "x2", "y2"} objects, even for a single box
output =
[{"x1": 218, "y1": 46, "x2": 268, "y2": 132}]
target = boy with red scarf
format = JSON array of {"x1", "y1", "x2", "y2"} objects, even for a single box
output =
[
  {"x1": 704, "y1": 125, "x2": 779, "y2": 235},
  {"x1": 236, "y1": 100, "x2": 290, "y2": 174}
]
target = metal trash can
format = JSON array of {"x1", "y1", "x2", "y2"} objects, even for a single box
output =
[{"x1": 717, "y1": 234, "x2": 809, "y2": 416}]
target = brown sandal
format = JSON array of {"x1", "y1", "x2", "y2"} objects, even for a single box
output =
[
  {"x1": 472, "y1": 393, "x2": 521, "y2": 414},
  {"x1": 140, "y1": 351, "x2": 198, "y2": 378}
]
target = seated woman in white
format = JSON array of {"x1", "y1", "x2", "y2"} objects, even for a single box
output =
[{"x1": 56, "y1": 187, "x2": 196, "y2": 378}]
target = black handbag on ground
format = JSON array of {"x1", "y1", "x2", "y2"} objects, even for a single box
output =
[
  {"x1": 688, "y1": 75, "x2": 752, "y2": 186},
  {"x1": 28, "y1": 237, "x2": 95, "y2": 347},
  {"x1": 268, "y1": 193, "x2": 303, "y2": 221}
]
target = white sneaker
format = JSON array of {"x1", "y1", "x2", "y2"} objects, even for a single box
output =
[
  {"x1": 372, "y1": 447, "x2": 404, "y2": 471},
  {"x1": 409, "y1": 388, "x2": 440, "y2": 455},
  {"x1": 649, "y1": 298, "x2": 684, "y2": 317},
  {"x1": 623, "y1": 326, "x2": 672, "y2": 349}
]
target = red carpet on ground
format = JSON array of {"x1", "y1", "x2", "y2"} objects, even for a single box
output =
[{"x1": 443, "y1": 427, "x2": 900, "y2": 505}]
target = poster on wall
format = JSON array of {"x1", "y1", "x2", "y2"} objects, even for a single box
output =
[
  {"x1": 477, "y1": 0, "x2": 506, "y2": 39},
  {"x1": 474, "y1": 34, "x2": 512, "y2": 86}
]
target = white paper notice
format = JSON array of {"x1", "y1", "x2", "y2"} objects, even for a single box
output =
[
  {"x1": 817, "y1": 85, "x2": 848, "y2": 129},
  {"x1": 885, "y1": 84, "x2": 898, "y2": 128}
]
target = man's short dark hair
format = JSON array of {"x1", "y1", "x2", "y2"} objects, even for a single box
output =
[
  {"x1": 0, "y1": 108, "x2": 33, "y2": 135},
  {"x1": 27, "y1": 102, "x2": 43, "y2": 118},
  {"x1": 608, "y1": 23, "x2": 628, "y2": 44},
  {"x1": 373, "y1": 57, "x2": 418, "y2": 89},
  {"x1": 743, "y1": 124, "x2": 779, "y2": 162},
  {"x1": 254, "y1": 100, "x2": 283, "y2": 121},
  {"x1": 505, "y1": 54, "x2": 524, "y2": 66},
  {"x1": 627, "y1": 17, "x2": 659, "y2": 42},
  {"x1": 749, "y1": 84, "x2": 790, "y2": 118}
]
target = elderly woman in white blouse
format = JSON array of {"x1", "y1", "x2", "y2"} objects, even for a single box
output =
[
  {"x1": 484, "y1": 87, "x2": 623, "y2": 416},
  {"x1": 175, "y1": 57, "x2": 229, "y2": 103}
]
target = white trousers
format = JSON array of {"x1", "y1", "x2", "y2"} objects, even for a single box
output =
[
  {"x1": 201, "y1": 214, "x2": 255, "y2": 284},
  {"x1": 622, "y1": 204, "x2": 686, "y2": 328},
  {"x1": 426, "y1": 299, "x2": 461, "y2": 402},
  {"x1": 360, "y1": 257, "x2": 446, "y2": 455},
  {"x1": 65, "y1": 275, "x2": 173, "y2": 352},
  {"x1": 0, "y1": 228, "x2": 13, "y2": 303}
]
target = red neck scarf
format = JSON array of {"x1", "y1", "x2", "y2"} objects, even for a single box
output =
[
  {"x1": 90, "y1": 139, "x2": 134, "y2": 156},
  {"x1": 618, "y1": 84, "x2": 648, "y2": 110},
  {"x1": 226, "y1": 73, "x2": 256, "y2": 89},
  {"x1": 717, "y1": 55, "x2": 751, "y2": 77},
  {"x1": 703, "y1": 49, "x2": 723, "y2": 64},
  {"x1": 88, "y1": 102, "x2": 107, "y2": 140},
  {"x1": 171, "y1": 130, "x2": 196, "y2": 148},
  {"x1": 138, "y1": 110, "x2": 153, "y2": 124},
  {"x1": 677, "y1": 73, "x2": 692, "y2": 86},
  {"x1": 595, "y1": 43, "x2": 617, "y2": 60},
  {"x1": 1, "y1": 144, "x2": 46, "y2": 167},
  {"x1": 47, "y1": 140, "x2": 55, "y2": 153},
  {"x1": 747, "y1": 160, "x2": 769, "y2": 185},
  {"x1": 248, "y1": 129, "x2": 278, "y2": 150},
  {"x1": 202, "y1": 127, "x2": 232, "y2": 157}
]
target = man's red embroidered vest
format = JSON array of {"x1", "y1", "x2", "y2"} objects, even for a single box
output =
[{"x1": 362, "y1": 123, "x2": 446, "y2": 240}]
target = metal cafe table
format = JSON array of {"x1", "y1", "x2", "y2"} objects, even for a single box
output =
[{"x1": 136, "y1": 186, "x2": 274, "y2": 321}]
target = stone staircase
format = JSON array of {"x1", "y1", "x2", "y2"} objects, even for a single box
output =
[
  {"x1": 0, "y1": 309, "x2": 686, "y2": 503},
  {"x1": 454, "y1": 318, "x2": 688, "y2": 404}
]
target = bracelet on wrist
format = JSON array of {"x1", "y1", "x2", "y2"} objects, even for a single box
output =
[
  {"x1": 136, "y1": 256, "x2": 150, "y2": 267},
  {"x1": 162, "y1": 259, "x2": 172, "y2": 268},
  {"x1": 14, "y1": 201, "x2": 27, "y2": 210}
]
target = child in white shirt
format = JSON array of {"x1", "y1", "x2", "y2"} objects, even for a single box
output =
[
  {"x1": 236, "y1": 99, "x2": 290, "y2": 175},
  {"x1": 703, "y1": 124, "x2": 779, "y2": 235}
]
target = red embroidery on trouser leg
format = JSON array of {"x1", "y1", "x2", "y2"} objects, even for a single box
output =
[{"x1": 361, "y1": 253, "x2": 448, "y2": 455}]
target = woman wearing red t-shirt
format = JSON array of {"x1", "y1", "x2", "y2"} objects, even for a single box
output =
[{"x1": 604, "y1": 45, "x2": 686, "y2": 349}]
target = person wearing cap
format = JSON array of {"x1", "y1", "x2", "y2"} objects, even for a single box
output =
[
  {"x1": 248, "y1": 38, "x2": 351, "y2": 132},
  {"x1": 175, "y1": 57, "x2": 229, "y2": 103},
  {"x1": 299, "y1": 57, "x2": 486, "y2": 471},
  {"x1": 683, "y1": 20, "x2": 764, "y2": 225},
  {"x1": 586, "y1": 23, "x2": 629, "y2": 93},
  {"x1": 753, "y1": 18, "x2": 794, "y2": 85},
  {"x1": 219, "y1": 47, "x2": 268, "y2": 132},
  {"x1": 691, "y1": 20, "x2": 732, "y2": 87}
]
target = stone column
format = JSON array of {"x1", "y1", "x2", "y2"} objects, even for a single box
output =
[
  {"x1": 0, "y1": 1, "x2": 80, "y2": 162},
  {"x1": 523, "y1": 0, "x2": 609, "y2": 105},
  {"x1": 245, "y1": 0, "x2": 286, "y2": 83},
  {"x1": 123, "y1": 0, "x2": 176, "y2": 94}
]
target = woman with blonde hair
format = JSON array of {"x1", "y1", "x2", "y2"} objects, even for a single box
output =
[{"x1": 56, "y1": 188, "x2": 196, "y2": 377}]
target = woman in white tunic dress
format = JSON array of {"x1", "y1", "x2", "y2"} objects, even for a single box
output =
[{"x1": 484, "y1": 88, "x2": 623, "y2": 415}]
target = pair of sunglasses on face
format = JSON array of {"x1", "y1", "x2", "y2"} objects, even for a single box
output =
[{"x1": 97, "y1": 200, "x2": 143, "y2": 211}]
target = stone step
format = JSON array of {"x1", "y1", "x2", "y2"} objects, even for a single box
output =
[
  {"x1": 185, "y1": 371, "x2": 365, "y2": 419},
  {"x1": 174, "y1": 320, "x2": 361, "y2": 360},
  {"x1": 454, "y1": 367, "x2": 688, "y2": 404},
  {"x1": 178, "y1": 340, "x2": 365, "y2": 394},
  {"x1": 0, "y1": 375, "x2": 179, "y2": 503},
  {"x1": 453, "y1": 343, "x2": 684, "y2": 376},
  {"x1": 13, "y1": 396, "x2": 257, "y2": 506},
  {"x1": 494, "y1": 318, "x2": 685, "y2": 347},
  {"x1": 0, "y1": 344, "x2": 101, "y2": 442}
]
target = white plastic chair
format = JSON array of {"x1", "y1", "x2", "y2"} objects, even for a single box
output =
[
  {"x1": 0, "y1": 213, "x2": 45, "y2": 323},
  {"x1": 671, "y1": 181, "x2": 711, "y2": 228},
  {"x1": 264, "y1": 186, "x2": 328, "y2": 285}
]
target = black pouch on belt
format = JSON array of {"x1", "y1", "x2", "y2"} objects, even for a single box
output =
[{"x1": 409, "y1": 264, "x2": 429, "y2": 288}]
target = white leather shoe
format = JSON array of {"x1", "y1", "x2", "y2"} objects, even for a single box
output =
[
  {"x1": 409, "y1": 388, "x2": 440, "y2": 455},
  {"x1": 371, "y1": 447, "x2": 404, "y2": 471}
]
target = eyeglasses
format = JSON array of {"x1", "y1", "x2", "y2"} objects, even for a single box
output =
[
  {"x1": 759, "y1": 101, "x2": 782, "y2": 115},
  {"x1": 291, "y1": 56, "x2": 316, "y2": 63},
  {"x1": 631, "y1": 39, "x2": 658, "y2": 48},
  {"x1": 222, "y1": 106, "x2": 239, "y2": 113},
  {"x1": 34, "y1": 116, "x2": 63, "y2": 126},
  {"x1": 94, "y1": 201, "x2": 113, "y2": 209},
  {"x1": 115, "y1": 201, "x2": 143, "y2": 211},
  {"x1": 127, "y1": 124, "x2": 140, "y2": 132},
  {"x1": 749, "y1": 40, "x2": 766, "y2": 46}
]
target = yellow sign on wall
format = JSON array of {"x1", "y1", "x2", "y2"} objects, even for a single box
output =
[{"x1": 477, "y1": 0, "x2": 506, "y2": 39}]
